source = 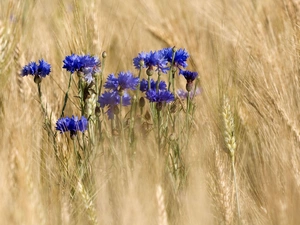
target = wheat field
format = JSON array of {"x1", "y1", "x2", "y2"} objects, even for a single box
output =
[{"x1": 1, "y1": 0, "x2": 300, "y2": 224}]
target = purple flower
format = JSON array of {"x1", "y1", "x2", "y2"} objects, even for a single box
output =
[
  {"x1": 145, "y1": 89, "x2": 174, "y2": 103},
  {"x1": 63, "y1": 54, "x2": 81, "y2": 73},
  {"x1": 37, "y1": 59, "x2": 51, "y2": 77},
  {"x1": 104, "y1": 71, "x2": 139, "y2": 91},
  {"x1": 133, "y1": 50, "x2": 168, "y2": 73},
  {"x1": 179, "y1": 70, "x2": 198, "y2": 83},
  {"x1": 133, "y1": 52, "x2": 148, "y2": 69},
  {"x1": 63, "y1": 54, "x2": 100, "y2": 83},
  {"x1": 145, "y1": 51, "x2": 168, "y2": 73},
  {"x1": 98, "y1": 90, "x2": 131, "y2": 119},
  {"x1": 139, "y1": 78, "x2": 167, "y2": 92},
  {"x1": 163, "y1": 47, "x2": 189, "y2": 68},
  {"x1": 21, "y1": 60, "x2": 51, "y2": 77},
  {"x1": 56, "y1": 116, "x2": 88, "y2": 134},
  {"x1": 177, "y1": 88, "x2": 201, "y2": 99}
]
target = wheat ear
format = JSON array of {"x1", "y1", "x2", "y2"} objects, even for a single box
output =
[
  {"x1": 77, "y1": 180, "x2": 98, "y2": 224},
  {"x1": 222, "y1": 95, "x2": 241, "y2": 222},
  {"x1": 156, "y1": 184, "x2": 168, "y2": 225}
]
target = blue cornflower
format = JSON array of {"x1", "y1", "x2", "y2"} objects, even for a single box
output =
[
  {"x1": 37, "y1": 59, "x2": 51, "y2": 77},
  {"x1": 98, "y1": 90, "x2": 131, "y2": 119},
  {"x1": 133, "y1": 50, "x2": 168, "y2": 73},
  {"x1": 133, "y1": 52, "x2": 148, "y2": 69},
  {"x1": 63, "y1": 54, "x2": 81, "y2": 73},
  {"x1": 145, "y1": 51, "x2": 169, "y2": 73},
  {"x1": 21, "y1": 60, "x2": 51, "y2": 77},
  {"x1": 104, "y1": 71, "x2": 139, "y2": 91},
  {"x1": 161, "y1": 47, "x2": 189, "y2": 68},
  {"x1": 56, "y1": 116, "x2": 88, "y2": 137},
  {"x1": 145, "y1": 89, "x2": 174, "y2": 103},
  {"x1": 179, "y1": 70, "x2": 198, "y2": 82},
  {"x1": 139, "y1": 78, "x2": 167, "y2": 92},
  {"x1": 63, "y1": 54, "x2": 100, "y2": 83}
]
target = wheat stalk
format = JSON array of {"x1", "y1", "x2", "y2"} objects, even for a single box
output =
[
  {"x1": 222, "y1": 95, "x2": 241, "y2": 223},
  {"x1": 156, "y1": 184, "x2": 168, "y2": 225},
  {"x1": 77, "y1": 180, "x2": 98, "y2": 225},
  {"x1": 214, "y1": 147, "x2": 234, "y2": 224}
]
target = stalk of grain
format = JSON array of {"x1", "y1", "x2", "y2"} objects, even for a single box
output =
[
  {"x1": 222, "y1": 95, "x2": 241, "y2": 222},
  {"x1": 156, "y1": 184, "x2": 168, "y2": 225},
  {"x1": 77, "y1": 180, "x2": 98, "y2": 225}
]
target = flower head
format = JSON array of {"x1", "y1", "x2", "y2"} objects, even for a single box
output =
[
  {"x1": 145, "y1": 51, "x2": 169, "y2": 73},
  {"x1": 63, "y1": 54, "x2": 100, "y2": 83},
  {"x1": 139, "y1": 78, "x2": 167, "y2": 92},
  {"x1": 179, "y1": 70, "x2": 198, "y2": 83},
  {"x1": 21, "y1": 60, "x2": 51, "y2": 77},
  {"x1": 104, "y1": 71, "x2": 139, "y2": 91},
  {"x1": 133, "y1": 50, "x2": 168, "y2": 73},
  {"x1": 56, "y1": 116, "x2": 88, "y2": 136},
  {"x1": 133, "y1": 52, "x2": 148, "y2": 69},
  {"x1": 37, "y1": 59, "x2": 51, "y2": 77},
  {"x1": 163, "y1": 48, "x2": 189, "y2": 68},
  {"x1": 145, "y1": 89, "x2": 174, "y2": 103},
  {"x1": 98, "y1": 90, "x2": 131, "y2": 119},
  {"x1": 63, "y1": 54, "x2": 81, "y2": 73}
]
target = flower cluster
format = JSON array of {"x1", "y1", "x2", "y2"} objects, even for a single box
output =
[
  {"x1": 145, "y1": 89, "x2": 174, "y2": 103},
  {"x1": 56, "y1": 116, "x2": 88, "y2": 137},
  {"x1": 104, "y1": 71, "x2": 139, "y2": 92},
  {"x1": 133, "y1": 47, "x2": 189, "y2": 72},
  {"x1": 21, "y1": 59, "x2": 51, "y2": 77},
  {"x1": 139, "y1": 78, "x2": 167, "y2": 92},
  {"x1": 99, "y1": 71, "x2": 138, "y2": 119},
  {"x1": 98, "y1": 91, "x2": 131, "y2": 119},
  {"x1": 63, "y1": 54, "x2": 100, "y2": 83}
]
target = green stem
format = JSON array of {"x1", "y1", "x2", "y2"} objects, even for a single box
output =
[
  {"x1": 98, "y1": 52, "x2": 106, "y2": 97},
  {"x1": 119, "y1": 93, "x2": 125, "y2": 144},
  {"x1": 157, "y1": 109, "x2": 161, "y2": 153},
  {"x1": 157, "y1": 72, "x2": 161, "y2": 92},
  {"x1": 60, "y1": 73, "x2": 73, "y2": 118},
  {"x1": 186, "y1": 91, "x2": 190, "y2": 131},
  {"x1": 37, "y1": 83, "x2": 47, "y2": 116},
  {"x1": 168, "y1": 48, "x2": 176, "y2": 92},
  {"x1": 172, "y1": 70, "x2": 176, "y2": 96},
  {"x1": 129, "y1": 96, "x2": 136, "y2": 146},
  {"x1": 148, "y1": 75, "x2": 151, "y2": 91}
]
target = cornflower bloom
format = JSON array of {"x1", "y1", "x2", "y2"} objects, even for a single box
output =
[
  {"x1": 133, "y1": 52, "x2": 148, "y2": 70},
  {"x1": 146, "y1": 89, "x2": 174, "y2": 103},
  {"x1": 179, "y1": 70, "x2": 198, "y2": 92},
  {"x1": 162, "y1": 47, "x2": 189, "y2": 69},
  {"x1": 146, "y1": 89, "x2": 174, "y2": 110},
  {"x1": 63, "y1": 54, "x2": 100, "y2": 83},
  {"x1": 98, "y1": 90, "x2": 131, "y2": 119},
  {"x1": 21, "y1": 59, "x2": 51, "y2": 78},
  {"x1": 133, "y1": 51, "x2": 169, "y2": 73},
  {"x1": 56, "y1": 115, "x2": 88, "y2": 138},
  {"x1": 104, "y1": 71, "x2": 139, "y2": 93},
  {"x1": 139, "y1": 78, "x2": 167, "y2": 92}
]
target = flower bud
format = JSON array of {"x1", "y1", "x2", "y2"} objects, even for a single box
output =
[
  {"x1": 146, "y1": 67, "x2": 154, "y2": 76},
  {"x1": 186, "y1": 82, "x2": 193, "y2": 92},
  {"x1": 156, "y1": 102, "x2": 163, "y2": 111},
  {"x1": 139, "y1": 97, "x2": 145, "y2": 108},
  {"x1": 95, "y1": 106, "x2": 101, "y2": 117},
  {"x1": 34, "y1": 75, "x2": 42, "y2": 84}
]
